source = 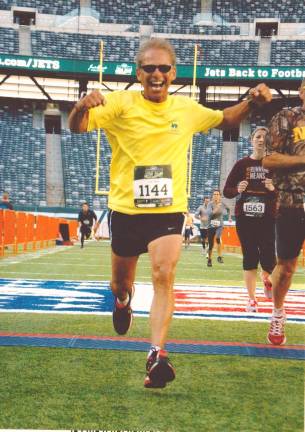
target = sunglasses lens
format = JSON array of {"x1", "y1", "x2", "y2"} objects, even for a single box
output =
[
  {"x1": 142, "y1": 65, "x2": 156, "y2": 73},
  {"x1": 141, "y1": 65, "x2": 172, "y2": 73},
  {"x1": 159, "y1": 65, "x2": 171, "y2": 73}
]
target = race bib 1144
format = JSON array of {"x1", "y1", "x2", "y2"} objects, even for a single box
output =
[{"x1": 133, "y1": 165, "x2": 173, "y2": 208}]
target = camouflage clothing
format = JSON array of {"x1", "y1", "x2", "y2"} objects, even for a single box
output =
[{"x1": 266, "y1": 106, "x2": 305, "y2": 208}]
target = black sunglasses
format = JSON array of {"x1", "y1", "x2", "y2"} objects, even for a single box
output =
[{"x1": 140, "y1": 64, "x2": 172, "y2": 73}]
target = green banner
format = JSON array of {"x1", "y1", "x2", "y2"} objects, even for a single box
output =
[
  {"x1": 0, "y1": 53, "x2": 304, "y2": 80},
  {"x1": 0, "y1": 54, "x2": 136, "y2": 76},
  {"x1": 199, "y1": 65, "x2": 305, "y2": 80}
]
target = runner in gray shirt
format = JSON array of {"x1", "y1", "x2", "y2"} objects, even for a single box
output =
[{"x1": 207, "y1": 190, "x2": 231, "y2": 267}]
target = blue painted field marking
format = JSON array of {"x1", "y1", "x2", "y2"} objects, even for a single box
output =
[
  {"x1": 0, "y1": 333, "x2": 303, "y2": 360},
  {"x1": 0, "y1": 278, "x2": 304, "y2": 323}
]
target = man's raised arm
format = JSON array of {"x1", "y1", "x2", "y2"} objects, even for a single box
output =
[
  {"x1": 68, "y1": 90, "x2": 106, "y2": 133},
  {"x1": 219, "y1": 83, "x2": 272, "y2": 129},
  {"x1": 262, "y1": 152, "x2": 305, "y2": 170}
]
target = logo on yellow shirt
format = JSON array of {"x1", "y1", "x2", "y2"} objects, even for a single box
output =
[{"x1": 169, "y1": 121, "x2": 180, "y2": 134}]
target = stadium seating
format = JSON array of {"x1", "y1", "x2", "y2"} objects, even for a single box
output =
[
  {"x1": 61, "y1": 129, "x2": 110, "y2": 209},
  {"x1": 31, "y1": 31, "x2": 140, "y2": 62},
  {"x1": 0, "y1": 102, "x2": 46, "y2": 206},
  {"x1": 212, "y1": 0, "x2": 305, "y2": 23},
  {"x1": 0, "y1": 0, "x2": 78, "y2": 15},
  {"x1": 0, "y1": 27, "x2": 19, "y2": 54},
  {"x1": 153, "y1": 24, "x2": 240, "y2": 35},
  {"x1": 189, "y1": 132, "x2": 223, "y2": 211},
  {"x1": 170, "y1": 39, "x2": 259, "y2": 65},
  {"x1": 271, "y1": 40, "x2": 305, "y2": 65},
  {"x1": 91, "y1": 0, "x2": 201, "y2": 25},
  {"x1": 237, "y1": 136, "x2": 251, "y2": 160},
  {"x1": 30, "y1": 31, "x2": 257, "y2": 65}
]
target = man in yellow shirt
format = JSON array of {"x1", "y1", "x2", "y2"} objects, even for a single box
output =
[{"x1": 69, "y1": 38, "x2": 272, "y2": 388}]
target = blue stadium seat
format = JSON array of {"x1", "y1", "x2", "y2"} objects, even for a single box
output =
[
  {"x1": 31, "y1": 31, "x2": 140, "y2": 61},
  {"x1": 212, "y1": 0, "x2": 305, "y2": 23},
  {"x1": 61, "y1": 129, "x2": 111, "y2": 208},
  {"x1": 0, "y1": 27, "x2": 19, "y2": 54},
  {"x1": 0, "y1": 0, "x2": 78, "y2": 15},
  {"x1": 0, "y1": 102, "x2": 46, "y2": 206},
  {"x1": 189, "y1": 132, "x2": 223, "y2": 211},
  {"x1": 271, "y1": 40, "x2": 305, "y2": 65}
]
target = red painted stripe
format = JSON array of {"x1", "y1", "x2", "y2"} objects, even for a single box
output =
[
  {"x1": 0, "y1": 331, "x2": 303, "y2": 351},
  {"x1": 175, "y1": 297, "x2": 305, "y2": 305},
  {"x1": 174, "y1": 306, "x2": 305, "y2": 314}
]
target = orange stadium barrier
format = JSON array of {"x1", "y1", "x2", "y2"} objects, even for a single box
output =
[
  {"x1": 0, "y1": 209, "x2": 77, "y2": 257},
  {"x1": 68, "y1": 220, "x2": 78, "y2": 238},
  {"x1": 222, "y1": 226, "x2": 241, "y2": 251},
  {"x1": 0, "y1": 210, "x2": 4, "y2": 257}
]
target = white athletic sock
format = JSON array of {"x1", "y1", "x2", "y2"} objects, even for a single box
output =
[
  {"x1": 273, "y1": 307, "x2": 284, "y2": 317},
  {"x1": 117, "y1": 293, "x2": 129, "y2": 307}
]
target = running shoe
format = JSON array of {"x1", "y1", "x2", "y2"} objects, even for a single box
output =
[
  {"x1": 144, "y1": 349, "x2": 175, "y2": 389},
  {"x1": 246, "y1": 299, "x2": 258, "y2": 313},
  {"x1": 146, "y1": 347, "x2": 159, "y2": 372},
  {"x1": 263, "y1": 278, "x2": 273, "y2": 299},
  {"x1": 267, "y1": 311, "x2": 286, "y2": 345},
  {"x1": 112, "y1": 285, "x2": 134, "y2": 335},
  {"x1": 217, "y1": 256, "x2": 224, "y2": 264},
  {"x1": 207, "y1": 259, "x2": 212, "y2": 267}
]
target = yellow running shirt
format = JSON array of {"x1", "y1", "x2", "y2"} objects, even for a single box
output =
[{"x1": 87, "y1": 90, "x2": 223, "y2": 214}]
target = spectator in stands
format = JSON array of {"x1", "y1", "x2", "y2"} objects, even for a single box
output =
[
  {"x1": 223, "y1": 127, "x2": 277, "y2": 312},
  {"x1": 184, "y1": 211, "x2": 194, "y2": 248},
  {"x1": 262, "y1": 79, "x2": 305, "y2": 345},
  {"x1": 195, "y1": 197, "x2": 210, "y2": 255},
  {"x1": 0, "y1": 192, "x2": 13, "y2": 210},
  {"x1": 68, "y1": 38, "x2": 272, "y2": 388},
  {"x1": 78, "y1": 202, "x2": 97, "y2": 249},
  {"x1": 206, "y1": 190, "x2": 231, "y2": 267}
]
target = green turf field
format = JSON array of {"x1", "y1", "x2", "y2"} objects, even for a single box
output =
[
  {"x1": 0, "y1": 241, "x2": 304, "y2": 431},
  {"x1": 0, "y1": 240, "x2": 304, "y2": 287}
]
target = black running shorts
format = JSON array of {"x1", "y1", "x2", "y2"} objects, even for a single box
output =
[
  {"x1": 276, "y1": 208, "x2": 305, "y2": 260},
  {"x1": 108, "y1": 210, "x2": 185, "y2": 257},
  {"x1": 236, "y1": 215, "x2": 276, "y2": 272}
]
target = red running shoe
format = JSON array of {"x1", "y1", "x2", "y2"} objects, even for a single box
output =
[
  {"x1": 267, "y1": 311, "x2": 287, "y2": 345},
  {"x1": 144, "y1": 349, "x2": 175, "y2": 389}
]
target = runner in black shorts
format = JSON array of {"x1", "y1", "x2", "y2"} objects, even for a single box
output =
[
  {"x1": 263, "y1": 79, "x2": 305, "y2": 345},
  {"x1": 68, "y1": 37, "x2": 272, "y2": 388},
  {"x1": 108, "y1": 211, "x2": 185, "y2": 256},
  {"x1": 223, "y1": 127, "x2": 277, "y2": 312}
]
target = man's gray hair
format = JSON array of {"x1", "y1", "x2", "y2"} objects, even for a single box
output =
[{"x1": 136, "y1": 38, "x2": 176, "y2": 67}]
